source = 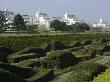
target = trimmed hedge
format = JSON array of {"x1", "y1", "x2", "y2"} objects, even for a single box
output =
[
  {"x1": 0, "y1": 33, "x2": 109, "y2": 51},
  {"x1": 46, "y1": 50, "x2": 78, "y2": 69},
  {"x1": 0, "y1": 69, "x2": 26, "y2": 82},
  {"x1": 0, "y1": 62, "x2": 34, "y2": 79},
  {"x1": 66, "y1": 62, "x2": 106, "y2": 82},
  {"x1": 27, "y1": 69, "x2": 54, "y2": 82},
  {"x1": 18, "y1": 59, "x2": 42, "y2": 68},
  {"x1": 41, "y1": 41, "x2": 70, "y2": 52},
  {"x1": 7, "y1": 47, "x2": 46, "y2": 63},
  {"x1": 0, "y1": 47, "x2": 14, "y2": 62}
]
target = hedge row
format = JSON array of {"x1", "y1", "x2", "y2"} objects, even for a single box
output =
[
  {"x1": 18, "y1": 60, "x2": 42, "y2": 68},
  {"x1": 54, "y1": 56, "x2": 103, "y2": 76},
  {"x1": 0, "y1": 33, "x2": 109, "y2": 51},
  {"x1": 66, "y1": 62, "x2": 106, "y2": 82},
  {"x1": 46, "y1": 50, "x2": 78, "y2": 69},
  {"x1": 0, "y1": 63, "x2": 54, "y2": 82},
  {"x1": 0, "y1": 69, "x2": 26, "y2": 82},
  {"x1": 0, "y1": 62, "x2": 34, "y2": 79},
  {"x1": 0, "y1": 47, "x2": 14, "y2": 62},
  {"x1": 7, "y1": 47, "x2": 46, "y2": 63},
  {"x1": 27, "y1": 69, "x2": 54, "y2": 82}
]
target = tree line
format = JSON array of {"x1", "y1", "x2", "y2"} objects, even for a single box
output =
[{"x1": 50, "y1": 19, "x2": 90, "y2": 32}]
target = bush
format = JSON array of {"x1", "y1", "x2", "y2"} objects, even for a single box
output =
[
  {"x1": 0, "y1": 47, "x2": 14, "y2": 62},
  {"x1": 46, "y1": 50, "x2": 78, "y2": 69},
  {"x1": 0, "y1": 33, "x2": 109, "y2": 51},
  {"x1": 69, "y1": 41, "x2": 81, "y2": 47},
  {"x1": 0, "y1": 69, "x2": 26, "y2": 82},
  {"x1": 82, "y1": 39, "x2": 92, "y2": 45},
  {"x1": 27, "y1": 69, "x2": 54, "y2": 82},
  {"x1": 66, "y1": 62, "x2": 106, "y2": 82},
  {"x1": 41, "y1": 41, "x2": 69, "y2": 51},
  {"x1": 7, "y1": 47, "x2": 46, "y2": 63},
  {"x1": 18, "y1": 60, "x2": 42, "y2": 68},
  {"x1": 0, "y1": 62, "x2": 34, "y2": 79}
]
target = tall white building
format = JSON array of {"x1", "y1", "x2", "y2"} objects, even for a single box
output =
[
  {"x1": 92, "y1": 18, "x2": 110, "y2": 32},
  {"x1": 35, "y1": 10, "x2": 84, "y2": 28},
  {"x1": 63, "y1": 13, "x2": 84, "y2": 25},
  {"x1": 35, "y1": 11, "x2": 51, "y2": 28},
  {"x1": 93, "y1": 18, "x2": 108, "y2": 28}
]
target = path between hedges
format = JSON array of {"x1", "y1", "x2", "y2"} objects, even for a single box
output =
[{"x1": 50, "y1": 71, "x2": 73, "y2": 82}]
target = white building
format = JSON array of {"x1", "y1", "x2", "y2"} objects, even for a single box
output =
[
  {"x1": 92, "y1": 18, "x2": 110, "y2": 31},
  {"x1": 35, "y1": 11, "x2": 51, "y2": 28},
  {"x1": 3, "y1": 9, "x2": 15, "y2": 25},
  {"x1": 93, "y1": 18, "x2": 108, "y2": 28},
  {"x1": 63, "y1": 13, "x2": 84, "y2": 25},
  {"x1": 35, "y1": 10, "x2": 84, "y2": 28}
]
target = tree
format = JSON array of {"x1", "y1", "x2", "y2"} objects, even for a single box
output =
[
  {"x1": 0, "y1": 10, "x2": 6, "y2": 32},
  {"x1": 50, "y1": 20, "x2": 67, "y2": 31},
  {"x1": 72, "y1": 22, "x2": 90, "y2": 32},
  {"x1": 13, "y1": 14, "x2": 26, "y2": 32}
]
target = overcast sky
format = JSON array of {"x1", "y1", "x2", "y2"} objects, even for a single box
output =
[{"x1": 0, "y1": 0, "x2": 110, "y2": 24}]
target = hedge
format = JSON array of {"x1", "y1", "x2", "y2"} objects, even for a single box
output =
[
  {"x1": 0, "y1": 33, "x2": 109, "y2": 51},
  {"x1": 46, "y1": 50, "x2": 78, "y2": 69},
  {"x1": 66, "y1": 62, "x2": 106, "y2": 82},
  {"x1": 26, "y1": 69, "x2": 54, "y2": 82},
  {"x1": 7, "y1": 47, "x2": 46, "y2": 63},
  {"x1": 0, "y1": 69, "x2": 26, "y2": 82},
  {"x1": 41, "y1": 41, "x2": 70, "y2": 52},
  {"x1": 0, "y1": 62, "x2": 34, "y2": 79},
  {"x1": 54, "y1": 56, "x2": 103, "y2": 76},
  {"x1": 18, "y1": 59, "x2": 42, "y2": 68},
  {"x1": 0, "y1": 47, "x2": 14, "y2": 62}
]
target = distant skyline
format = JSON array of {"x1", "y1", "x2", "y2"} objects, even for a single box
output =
[{"x1": 0, "y1": 0, "x2": 110, "y2": 24}]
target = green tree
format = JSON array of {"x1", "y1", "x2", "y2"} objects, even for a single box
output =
[
  {"x1": 0, "y1": 10, "x2": 6, "y2": 32},
  {"x1": 13, "y1": 14, "x2": 26, "y2": 33},
  {"x1": 50, "y1": 20, "x2": 67, "y2": 31},
  {"x1": 72, "y1": 22, "x2": 90, "y2": 32}
]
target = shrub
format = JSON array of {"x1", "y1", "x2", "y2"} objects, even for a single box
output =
[
  {"x1": 43, "y1": 41, "x2": 69, "y2": 51},
  {"x1": 66, "y1": 62, "x2": 106, "y2": 82},
  {"x1": 7, "y1": 47, "x2": 46, "y2": 63},
  {"x1": 46, "y1": 50, "x2": 78, "y2": 69},
  {"x1": 0, "y1": 33, "x2": 109, "y2": 51},
  {"x1": 69, "y1": 41, "x2": 81, "y2": 47},
  {"x1": 27, "y1": 69, "x2": 54, "y2": 82},
  {"x1": 0, "y1": 62, "x2": 34, "y2": 79},
  {"x1": 82, "y1": 39, "x2": 92, "y2": 45},
  {"x1": 18, "y1": 60, "x2": 42, "y2": 68},
  {"x1": 0, "y1": 69, "x2": 26, "y2": 82},
  {"x1": 0, "y1": 47, "x2": 14, "y2": 62}
]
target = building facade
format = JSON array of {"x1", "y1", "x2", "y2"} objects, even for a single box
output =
[
  {"x1": 92, "y1": 18, "x2": 110, "y2": 32},
  {"x1": 35, "y1": 10, "x2": 84, "y2": 28}
]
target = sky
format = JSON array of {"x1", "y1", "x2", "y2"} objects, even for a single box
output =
[{"x1": 0, "y1": 0, "x2": 110, "y2": 24}]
